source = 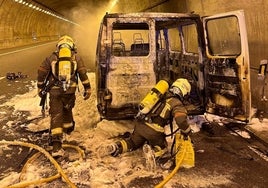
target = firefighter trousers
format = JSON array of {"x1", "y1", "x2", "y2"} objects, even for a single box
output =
[
  {"x1": 124, "y1": 122, "x2": 167, "y2": 152},
  {"x1": 49, "y1": 93, "x2": 75, "y2": 136}
]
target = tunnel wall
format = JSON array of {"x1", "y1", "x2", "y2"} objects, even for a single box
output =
[{"x1": 0, "y1": 0, "x2": 73, "y2": 50}]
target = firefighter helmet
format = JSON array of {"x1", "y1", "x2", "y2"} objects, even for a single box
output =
[
  {"x1": 57, "y1": 35, "x2": 75, "y2": 50},
  {"x1": 170, "y1": 78, "x2": 191, "y2": 97}
]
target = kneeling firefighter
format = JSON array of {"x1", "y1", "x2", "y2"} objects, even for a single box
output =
[
  {"x1": 98, "y1": 78, "x2": 192, "y2": 161},
  {"x1": 37, "y1": 35, "x2": 91, "y2": 155}
]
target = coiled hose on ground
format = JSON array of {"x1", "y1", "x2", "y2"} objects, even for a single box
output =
[{"x1": 0, "y1": 140, "x2": 85, "y2": 188}]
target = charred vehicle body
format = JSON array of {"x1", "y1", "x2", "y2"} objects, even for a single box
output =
[{"x1": 95, "y1": 10, "x2": 251, "y2": 122}]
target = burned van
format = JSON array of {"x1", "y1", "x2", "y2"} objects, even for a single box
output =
[{"x1": 95, "y1": 10, "x2": 251, "y2": 122}]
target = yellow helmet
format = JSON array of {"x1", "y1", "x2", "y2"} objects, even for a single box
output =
[
  {"x1": 57, "y1": 35, "x2": 75, "y2": 50},
  {"x1": 171, "y1": 78, "x2": 191, "y2": 97}
]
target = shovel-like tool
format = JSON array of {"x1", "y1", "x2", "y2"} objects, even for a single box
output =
[{"x1": 175, "y1": 133, "x2": 195, "y2": 168}]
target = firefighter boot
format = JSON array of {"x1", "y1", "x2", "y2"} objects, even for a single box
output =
[
  {"x1": 97, "y1": 141, "x2": 124, "y2": 158},
  {"x1": 49, "y1": 134, "x2": 64, "y2": 157}
]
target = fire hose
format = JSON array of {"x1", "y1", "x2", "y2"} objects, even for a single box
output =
[
  {"x1": 0, "y1": 140, "x2": 85, "y2": 188},
  {"x1": 155, "y1": 133, "x2": 194, "y2": 188},
  {"x1": 155, "y1": 141, "x2": 186, "y2": 188}
]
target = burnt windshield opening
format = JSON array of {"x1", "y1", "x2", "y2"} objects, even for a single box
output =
[{"x1": 112, "y1": 22, "x2": 150, "y2": 57}]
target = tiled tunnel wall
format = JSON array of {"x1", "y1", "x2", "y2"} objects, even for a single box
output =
[{"x1": 0, "y1": 0, "x2": 73, "y2": 49}]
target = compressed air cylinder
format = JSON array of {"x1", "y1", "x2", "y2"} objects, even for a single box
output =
[
  {"x1": 139, "y1": 80, "x2": 169, "y2": 114},
  {"x1": 58, "y1": 47, "x2": 72, "y2": 82}
]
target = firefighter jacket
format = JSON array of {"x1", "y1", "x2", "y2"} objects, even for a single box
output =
[
  {"x1": 145, "y1": 92, "x2": 190, "y2": 134},
  {"x1": 37, "y1": 51, "x2": 90, "y2": 94}
]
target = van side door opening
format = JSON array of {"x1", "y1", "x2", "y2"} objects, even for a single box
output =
[{"x1": 167, "y1": 20, "x2": 206, "y2": 115}]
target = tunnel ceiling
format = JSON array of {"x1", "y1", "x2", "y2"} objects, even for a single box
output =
[{"x1": 33, "y1": 0, "x2": 110, "y2": 20}]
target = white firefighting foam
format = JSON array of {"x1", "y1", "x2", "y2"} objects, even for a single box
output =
[{"x1": 0, "y1": 73, "x2": 267, "y2": 188}]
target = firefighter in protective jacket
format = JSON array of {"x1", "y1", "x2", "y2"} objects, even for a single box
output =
[
  {"x1": 37, "y1": 35, "x2": 91, "y2": 155},
  {"x1": 99, "y1": 78, "x2": 192, "y2": 159}
]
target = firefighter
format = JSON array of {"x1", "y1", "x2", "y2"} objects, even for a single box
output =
[
  {"x1": 98, "y1": 78, "x2": 192, "y2": 160},
  {"x1": 37, "y1": 35, "x2": 91, "y2": 156}
]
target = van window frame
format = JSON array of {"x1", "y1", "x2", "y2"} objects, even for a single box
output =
[{"x1": 111, "y1": 22, "x2": 151, "y2": 57}]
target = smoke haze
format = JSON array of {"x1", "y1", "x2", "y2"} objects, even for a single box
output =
[{"x1": 68, "y1": 1, "x2": 114, "y2": 71}]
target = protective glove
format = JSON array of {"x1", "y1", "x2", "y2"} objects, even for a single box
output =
[{"x1": 83, "y1": 89, "x2": 91, "y2": 100}]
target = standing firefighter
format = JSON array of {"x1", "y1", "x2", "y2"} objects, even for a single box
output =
[
  {"x1": 37, "y1": 35, "x2": 91, "y2": 156},
  {"x1": 98, "y1": 78, "x2": 193, "y2": 167}
]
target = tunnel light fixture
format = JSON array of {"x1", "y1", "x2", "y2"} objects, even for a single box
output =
[
  {"x1": 107, "y1": 0, "x2": 119, "y2": 13},
  {"x1": 13, "y1": 0, "x2": 79, "y2": 26}
]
